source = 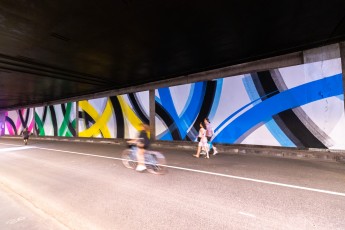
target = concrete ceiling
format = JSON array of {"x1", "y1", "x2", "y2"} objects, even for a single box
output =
[{"x1": 0, "y1": 0, "x2": 345, "y2": 110}]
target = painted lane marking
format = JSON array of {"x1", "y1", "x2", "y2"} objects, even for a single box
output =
[
  {"x1": 0, "y1": 146, "x2": 36, "y2": 152},
  {"x1": 6, "y1": 216, "x2": 27, "y2": 225},
  {"x1": 238, "y1": 212, "x2": 256, "y2": 218},
  {"x1": 31, "y1": 146, "x2": 345, "y2": 198}
]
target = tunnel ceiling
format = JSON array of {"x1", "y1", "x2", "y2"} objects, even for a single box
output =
[{"x1": 0, "y1": 0, "x2": 345, "y2": 110}]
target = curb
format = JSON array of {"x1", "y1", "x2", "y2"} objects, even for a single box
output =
[{"x1": 2, "y1": 136, "x2": 345, "y2": 163}]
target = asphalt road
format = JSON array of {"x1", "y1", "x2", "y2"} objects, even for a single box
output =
[{"x1": 0, "y1": 138, "x2": 344, "y2": 230}]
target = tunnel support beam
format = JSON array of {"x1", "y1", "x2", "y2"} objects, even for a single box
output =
[
  {"x1": 302, "y1": 43, "x2": 340, "y2": 63},
  {"x1": 149, "y1": 89, "x2": 156, "y2": 141},
  {"x1": 340, "y1": 42, "x2": 345, "y2": 112}
]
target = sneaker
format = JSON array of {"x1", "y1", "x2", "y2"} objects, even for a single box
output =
[
  {"x1": 136, "y1": 165, "x2": 147, "y2": 172},
  {"x1": 213, "y1": 149, "x2": 218, "y2": 155}
]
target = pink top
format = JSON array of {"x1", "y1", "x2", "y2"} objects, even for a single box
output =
[
  {"x1": 205, "y1": 123, "x2": 214, "y2": 137},
  {"x1": 198, "y1": 127, "x2": 208, "y2": 146}
]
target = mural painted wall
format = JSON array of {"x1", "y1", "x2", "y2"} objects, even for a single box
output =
[
  {"x1": 5, "y1": 108, "x2": 34, "y2": 135},
  {"x1": 35, "y1": 102, "x2": 76, "y2": 137},
  {"x1": 155, "y1": 58, "x2": 345, "y2": 150},
  {"x1": 78, "y1": 92, "x2": 149, "y2": 138}
]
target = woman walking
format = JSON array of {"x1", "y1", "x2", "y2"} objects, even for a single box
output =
[
  {"x1": 193, "y1": 122, "x2": 209, "y2": 158},
  {"x1": 204, "y1": 118, "x2": 218, "y2": 155}
]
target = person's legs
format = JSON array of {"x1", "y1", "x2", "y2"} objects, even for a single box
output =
[
  {"x1": 207, "y1": 137, "x2": 218, "y2": 155},
  {"x1": 193, "y1": 146, "x2": 201, "y2": 158},
  {"x1": 136, "y1": 146, "x2": 146, "y2": 171},
  {"x1": 212, "y1": 144, "x2": 218, "y2": 155},
  {"x1": 204, "y1": 145, "x2": 210, "y2": 159}
]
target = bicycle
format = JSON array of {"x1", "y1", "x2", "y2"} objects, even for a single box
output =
[{"x1": 121, "y1": 146, "x2": 167, "y2": 175}]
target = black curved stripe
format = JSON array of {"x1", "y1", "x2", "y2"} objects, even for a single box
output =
[
  {"x1": 155, "y1": 101, "x2": 182, "y2": 140},
  {"x1": 79, "y1": 108, "x2": 103, "y2": 137},
  {"x1": 25, "y1": 109, "x2": 30, "y2": 128},
  {"x1": 42, "y1": 107, "x2": 48, "y2": 124},
  {"x1": 5, "y1": 117, "x2": 17, "y2": 135},
  {"x1": 254, "y1": 71, "x2": 326, "y2": 148},
  {"x1": 187, "y1": 81, "x2": 217, "y2": 141},
  {"x1": 78, "y1": 111, "x2": 95, "y2": 129},
  {"x1": 34, "y1": 110, "x2": 40, "y2": 135},
  {"x1": 49, "y1": 105, "x2": 58, "y2": 136},
  {"x1": 128, "y1": 93, "x2": 149, "y2": 124},
  {"x1": 110, "y1": 96, "x2": 125, "y2": 138},
  {"x1": 18, "y1": 109, "x2": 29, "y2": 129},
  {"x1": 18, "y1": 110, "x2": 25, "y2": 128},
  {"x1": 61, "y1": 104, "x2": 76, "y2": 137}
]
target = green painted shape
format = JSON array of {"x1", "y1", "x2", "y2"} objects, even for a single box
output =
[
  {"x1": 34, "y1": 112, "x2": 45, "y2": 136},
  {"x1": 58, "y1": 102, "x2": 75, "y2": 137}
]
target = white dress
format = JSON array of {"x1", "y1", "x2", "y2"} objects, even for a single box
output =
[{"x1": 198, "y1": 127, "x2": 208, "y2": 149}]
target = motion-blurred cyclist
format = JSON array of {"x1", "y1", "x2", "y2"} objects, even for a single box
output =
[{"x1": 127, "y1": 123, "x2": 151, "y2": 172}]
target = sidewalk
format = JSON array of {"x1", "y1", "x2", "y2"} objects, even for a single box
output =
[{"x1": 2, "y1": 135, "x2": 345, "y2": 163}]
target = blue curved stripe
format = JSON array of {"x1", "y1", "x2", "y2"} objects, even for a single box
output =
[
  {"x1": 179, "y1": 82, "x2": 206, "y2": 135},
  {"x1": 336, "y1": 95, "x2": 344, "y2": 101},
  {"x1": 207, "y1": 79, "x2": 223, "y2": 121},
  {"x1": 242, "y1": 74, "x2": 261, "y2": 106},
  {"x1": 213, "y1": 85, "x2": 279, "y2": 134},
  {"x1": 158, "y1": 87, "x2": 176, "y2": 115},
  {"x1": 155, "y1": 95, "x2": 162, "y2": 105},
  {"x1": 213, "y1": 74, "x2": 343, "y2": 143},
  {"x1": 242, "y1": 74, "x2": 295, "y2": 147},
  {"x1": 180, "y1": 84, "x2": 195, "y2": 116},
  {"x1": 157, "y1": 128, "x2": 173, "y2": 140},
  {"x1": 264, "y1": 119, "x2": 296, "y2": 147},
  {"x1": 158, "y1": 82, "x2": 206, "y2": 139},
  {"x1": 214, "y1": 94, "x2": 270, "y2": 134}
]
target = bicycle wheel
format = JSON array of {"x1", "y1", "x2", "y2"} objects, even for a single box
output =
[
  {"x1": 146, "y1": 151, "x2": 167, "y2": 175},
  {"x1": 121, "y1": 149, "x2": 137, "y2": 169}
]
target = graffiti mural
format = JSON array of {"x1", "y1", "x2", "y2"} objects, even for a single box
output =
[
  {"x1": 35, "y1": 102, "x2": 76, "y2": 137},
  {"x1": 5, "y1": 108, "x2": 34, "y2": 135},
  {"x1": 155, "y1": 58, "x2": 345, "y2": 149},
  {"x1": 78, "y1": 92, "x2": 149, "y2": 138}
]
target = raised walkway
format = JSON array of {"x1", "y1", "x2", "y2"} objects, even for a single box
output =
[{"x1": 2, "y1": 136, "x2": 345, "y2": 163}]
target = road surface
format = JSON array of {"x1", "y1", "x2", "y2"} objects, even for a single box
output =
[{"x1": 0, "y1": 138, "x2": 344, "y2": 229}]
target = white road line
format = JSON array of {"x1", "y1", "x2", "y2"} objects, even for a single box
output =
[
  {"x1": 6, "y1": 217, "x2": 27, "y2": 225},
  {"x1": 1, "y1": 143, "x2": 345, "y2": 197},
  {"x1": 0, "y1": 143, "x2": 23, "y2": 147},
  {"x1": 162, "y1": 164, "x2": 345, "y2": 197},
  {"x1": 238, "y1": 212, "x2": 256, "y2": 218},
  {"x1": 0, "y1": 146, "x2": 36, "y2": 152}
]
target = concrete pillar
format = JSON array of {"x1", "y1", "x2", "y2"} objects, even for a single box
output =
[
  {"x1": 149, "y1": 89, "x2": 156, "y2": 141},
  {"x1": 339, "y1": 42, "x2": 345, "y2": 112},
  {"x1": 303, "y1": 42, "x2": 345, "y2": 111},
  {"x1": 33, "y1": 107, "x2": 36, "y2": 136},
  {"x1": 0, "y1": 111, "x2": 5, "y2": 135},
  {"x1": 303, "y1": 43, "x2": 340, "y2": 63},
  {"x1": 75, "y1": 101, "x2": 79, "y2": 137}
]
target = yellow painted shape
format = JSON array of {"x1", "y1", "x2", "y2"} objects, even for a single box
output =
[
  {"x1": 78, "y1": 100, "x2": 113, "y2": 138},
  {"x1": 117, "y1": 96, "x2": 150, "y2": 137}
]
